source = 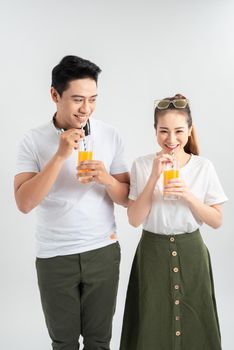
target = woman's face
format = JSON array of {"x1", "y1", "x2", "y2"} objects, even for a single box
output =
[{"x1": 156, "y1": 110, "x2": 192, "y2": 155}]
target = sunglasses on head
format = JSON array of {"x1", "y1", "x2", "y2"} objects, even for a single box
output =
[{"x1": 154, "y1": 98, "x2": 189, "y2": 110}]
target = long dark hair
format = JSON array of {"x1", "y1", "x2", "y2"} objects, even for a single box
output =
[{"x1": 154, "y1": 93, "x2": 199, "y2": 155}]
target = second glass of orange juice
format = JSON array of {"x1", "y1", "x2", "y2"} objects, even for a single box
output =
[{"x1": 77, "y1": 136, "x2": 93, "y2": 177}]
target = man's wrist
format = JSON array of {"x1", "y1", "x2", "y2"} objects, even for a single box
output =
[{"x1": 53, "y1": 153, "x2": 66, "y2": 166}]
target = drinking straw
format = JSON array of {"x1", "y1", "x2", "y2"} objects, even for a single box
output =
[
  {"x1": 171, "y1": 149, "x2": 175, "y2": 168},
  {"x1": 81, "y1": 123, "x2": 87, "y2": 151}
]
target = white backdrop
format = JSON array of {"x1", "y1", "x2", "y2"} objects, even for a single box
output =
[{"x1": 0, "y1": 0, "x2": 233, "y2": 349}]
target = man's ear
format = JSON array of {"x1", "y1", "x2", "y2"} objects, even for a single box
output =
[{"x1": 51, "y1": 87, "x2": 59, "y2": 102}]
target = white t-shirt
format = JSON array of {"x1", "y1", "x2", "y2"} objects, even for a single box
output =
[
  {"x1": 129, "y1": 154, "x2": 227, "y2": 235},
  {"x1": 16, "y1": 118, "x2": 128, "y2": 258}
]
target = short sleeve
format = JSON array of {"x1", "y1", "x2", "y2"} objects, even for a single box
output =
[
  {"x1": 204, "y1": 161, "x2": 228, "y2": 205},
  {"x1": 109, "y1": 132, "x2": 128, "y2": 175},
  {"x1": 15, "y1": 132, "x2": 40, "y2": 174},
  {"x1": 129, "y1": 161, "x2": 138, "y2": 200}
]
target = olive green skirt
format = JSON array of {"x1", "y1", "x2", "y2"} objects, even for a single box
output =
[{"x1": 120, "y1": 229, "x2": 222, "y2": 350}]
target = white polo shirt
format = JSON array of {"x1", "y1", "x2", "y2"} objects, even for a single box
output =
[
  {"x1": 129, "y1": 154, "x2": 227, "y2": 235},
  {"x1": 16, "y1": 118, "x2": 128, "y2": 258}
]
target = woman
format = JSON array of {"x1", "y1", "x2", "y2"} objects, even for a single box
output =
[{"x1": 120, "y1": 94, "x2": 227, "y2": 350}]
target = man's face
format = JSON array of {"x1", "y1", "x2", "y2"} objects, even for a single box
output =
[{"x1": 51, "y1": 78, "x2": 97, "y2": 129}]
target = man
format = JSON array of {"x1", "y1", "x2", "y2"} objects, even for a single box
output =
[{"x1": 14, "y1": 55, "x2": 129, "y2": 350}]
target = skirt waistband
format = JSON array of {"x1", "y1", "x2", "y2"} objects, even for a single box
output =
[{"x1": 142, "y1": 229, "x2": 201, "y2": 242}]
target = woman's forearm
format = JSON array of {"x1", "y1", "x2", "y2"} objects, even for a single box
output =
[
  {"x1": 128, "y1": 176, "x2": 159, "y2": 227},
  {"x1": 186, "y1": 193, "x2": 222, "y2": 229}
]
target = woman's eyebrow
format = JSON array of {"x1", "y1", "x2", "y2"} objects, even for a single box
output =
[{"x1": 159, "y1": 126, "x2": 185, "y2": 129}]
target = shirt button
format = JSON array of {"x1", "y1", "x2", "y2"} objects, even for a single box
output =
[
  {"x1": 173, "y1": 267, "x2": 179, "y2": 272},
  {"x1": 175, "y1": 300, "x2": 180, "y2": 305},
  {"x1": 175, "y1": 284, "x2": 180, "y2": 290},
  {"x1": 176, "y1": 331, "x2": 181, "y2": 336},
  {"x1": 172, "y1": 251, "x2": 177, "y2": 256},
  {"x1": 170, "y1": 237, "x2": 175, "y2": 242}
]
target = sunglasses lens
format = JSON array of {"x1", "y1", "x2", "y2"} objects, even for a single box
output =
[
  {"x1": 173, "y1": 99, "x2": 188, "y2": 108},
  {"x1": 157, "y1": 99, "x2": 170, "y2": 109},
  {"x1": 155, "y1": 98, "x2": 188, "y2": 110}
]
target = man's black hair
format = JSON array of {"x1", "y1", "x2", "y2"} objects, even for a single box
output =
[{"x1": 51, "y1": 55, "x2": 102, "y2": 95}]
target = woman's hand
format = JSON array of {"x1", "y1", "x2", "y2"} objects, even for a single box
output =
[
  {"x1": 150, "y1": 153, "x2": 174, "y2": 181},
  {"x1": 164, "y1": 178, "x2": 192, "y2": 202}
]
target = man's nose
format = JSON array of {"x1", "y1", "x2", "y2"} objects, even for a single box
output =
[{"x1": 79, "y1": 100, "x2": 91, "y2": 114}]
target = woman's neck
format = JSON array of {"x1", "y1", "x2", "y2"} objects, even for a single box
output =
[{"x1": 176, "y1": 150, "x2": 191, "y2": 167}]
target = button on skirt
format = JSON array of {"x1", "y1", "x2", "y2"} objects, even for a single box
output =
[{"x1": 120, "y1": 229, "x2": 222, "y2": 350}]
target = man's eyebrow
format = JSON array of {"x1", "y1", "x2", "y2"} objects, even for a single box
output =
[{"x1": 71, "y1": 94, "x2": 98, "y2": 98}]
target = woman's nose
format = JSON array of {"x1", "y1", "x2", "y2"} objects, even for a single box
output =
[{"x1": 167, "y1": 133, "x2": 177, "y2": 143}]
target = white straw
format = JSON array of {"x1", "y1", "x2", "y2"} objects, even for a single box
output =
[
  {"x1": 80, "y1": 123, "x2": 87, "y2": 151},
  {"x1": 171, "y1": 149, "x2": 175, "y2": 168}
]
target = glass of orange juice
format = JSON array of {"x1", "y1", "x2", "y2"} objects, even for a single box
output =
[
  {"x1": 77, "y1": 136, "x2": 93, "y2": 179},
  {"x1": 163, "y1": 159, "x2": 180, "y2": 200}
]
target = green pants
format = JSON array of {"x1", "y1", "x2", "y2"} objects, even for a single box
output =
[{"x1": 36, "y1": 242, "x2": 120, "y2": 350}]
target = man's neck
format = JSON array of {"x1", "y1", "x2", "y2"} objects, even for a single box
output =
[{"x1": 53, "y1": 113, "x2": 67, "y2": 131}]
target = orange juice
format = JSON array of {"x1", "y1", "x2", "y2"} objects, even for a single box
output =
[
  {"x1": 163, "y1": 168, "x2": 179, "y2": 200},
  {"x1": 78, "y1": 151, "x2": 93, "y2": 163},
  {"x1": 163, "y1": 169, "x2": 179, "y2": 186},
  {"x1": 78, "y1": 151, "x2": 93, "y2": 172},
  {"x1": 77, "y1": 136, "x2": 93, "y2": 179}
]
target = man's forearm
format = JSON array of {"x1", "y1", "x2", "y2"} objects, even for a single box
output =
[{"x1": 105, "y1": 176, "x2": 129, "y2": 206}]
